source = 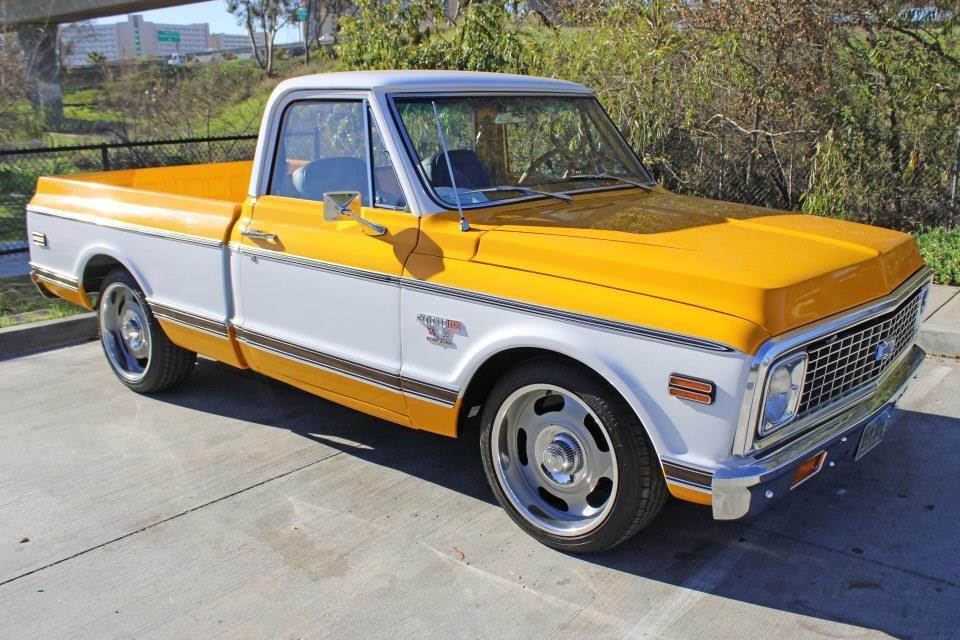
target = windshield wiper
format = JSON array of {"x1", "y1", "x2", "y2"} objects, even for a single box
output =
[
  {"x1": 466, "y1": 185, "x2": 574, "y2": 204},
  {"x1": 568, "y1": 173, "x2": 653, "y2": 192}
]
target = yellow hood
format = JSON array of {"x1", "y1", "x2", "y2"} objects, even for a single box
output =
[{"x1": 470, "y1": 189, "x2": 924, "y2": 337}]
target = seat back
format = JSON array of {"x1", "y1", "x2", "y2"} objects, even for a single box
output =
[
  {"x1": 290, "y1": 157, "x2": 369, "y2": 203},
  {"x1": 424, "y1": 149, "x2": 492, "y2": 190}
]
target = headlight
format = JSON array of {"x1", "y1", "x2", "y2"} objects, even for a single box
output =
[{"x1": 759, "y1": 353, "x2": 807, "y2": 437}]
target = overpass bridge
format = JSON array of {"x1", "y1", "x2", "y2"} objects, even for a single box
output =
[
  {"x1": 2, "y1": 0, "x2": 203, "y2": 122},
  {"x1": 1, "y1": 1, "x2": 199, "y2": 25}
]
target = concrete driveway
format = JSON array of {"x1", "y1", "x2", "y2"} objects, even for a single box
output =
[{"x1": 1, "y1": 343, "x2": 958, "y2": 639}]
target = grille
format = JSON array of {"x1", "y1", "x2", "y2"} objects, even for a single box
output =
[{"x1": 797, "y1": 288, "x2": 924, "y2": 418}]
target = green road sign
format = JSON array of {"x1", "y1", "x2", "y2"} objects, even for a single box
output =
[
  {"x1": 157, "y1": 30, "x2": 181, "y2": 43},
  {"x1": 296, "y1": 8, "x2": 308, "y2": 21}
]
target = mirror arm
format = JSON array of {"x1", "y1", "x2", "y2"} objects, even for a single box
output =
[
  {"x1": 354, "y1": 214, "x2": 387, "y2": 235},
  {"x1": 323, "y1": 192, "x2": 386, "y2": 236}
]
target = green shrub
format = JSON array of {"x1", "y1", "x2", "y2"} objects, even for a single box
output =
[{"x1": 917, "y1": 226, "x2": 960, "y2": 286}]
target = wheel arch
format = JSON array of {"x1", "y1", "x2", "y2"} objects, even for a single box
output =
[
  {"x1": 76, "y1": 245, "x2": 152, "y2": 303},
  {"x1": 456, "y1": 345, "x2": 667, "y2": 469}
]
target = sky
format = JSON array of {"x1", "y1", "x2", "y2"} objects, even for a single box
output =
[{"x1": 92, "y1": 0, "x2": 302, "y2": 42}]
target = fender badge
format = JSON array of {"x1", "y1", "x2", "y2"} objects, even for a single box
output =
[{"x1": 417, "y1": 314, "x2": 464, "y2": 347}]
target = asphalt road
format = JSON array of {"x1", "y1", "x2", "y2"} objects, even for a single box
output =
[{"x1": 1, "y1": 343, "x2": 958, "y2": 639}]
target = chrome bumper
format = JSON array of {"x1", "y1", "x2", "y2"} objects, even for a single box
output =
[{"x1": 711, "y1": 344, "x2": 925, "y2": 520}]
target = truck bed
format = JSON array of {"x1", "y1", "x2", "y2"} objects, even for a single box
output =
[{"x1": 29, "y1": 160, "x2": 251, "y2": 245}]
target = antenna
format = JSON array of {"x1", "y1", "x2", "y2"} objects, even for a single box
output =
[{"x1": 431, "y1": 101, "x2": 470, "y2": 232}]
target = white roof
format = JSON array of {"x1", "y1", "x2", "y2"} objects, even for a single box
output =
[{"x1": 272, "y1": 70, "x2": 593, "y2": 95}]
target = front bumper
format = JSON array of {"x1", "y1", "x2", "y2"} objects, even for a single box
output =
[{"x1": 711, "y1": 344, "x2": 925, "y2": 520}]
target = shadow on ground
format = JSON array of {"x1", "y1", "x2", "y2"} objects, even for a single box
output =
[{"x1": 159, "y1": 359, "x2": 960, "y2": 639}]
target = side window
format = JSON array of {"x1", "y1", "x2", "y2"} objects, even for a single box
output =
[
  {"x1": 269, "y1": 100, "x2": 407, "y2": 211},
  {"x1": 370, "y1": 114, "x2": 407, "y2": 210},
  {"x1": 270, "y1": 100, "x2": 369, "y2": 204}
]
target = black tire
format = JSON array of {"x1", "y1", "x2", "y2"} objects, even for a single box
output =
[
  {"x1": 479, "y1": 359, "x2": 667, "y2": 553},
  {"x1": 97, "y1": 268, "x2": 196, "y2": 394}
]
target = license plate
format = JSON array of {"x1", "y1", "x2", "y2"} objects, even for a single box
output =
[{"x1": 855, "y1": 413, "x2": 889, "y2": 461}]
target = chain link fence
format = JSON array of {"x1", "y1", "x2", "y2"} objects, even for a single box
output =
[
  {"x1": 0, "y1": 135, "x2": 258, "y2": 254},
  {"x1": 645, "y1": 121, "x2": 958, "y2": 231},
  {"x1": 2, "y1": 127, "x2": 955, "y2": 256}
]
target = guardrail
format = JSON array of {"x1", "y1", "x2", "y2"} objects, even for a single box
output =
[{"x1": 0, "y1": 134, "x2": 257, "y2": 255}]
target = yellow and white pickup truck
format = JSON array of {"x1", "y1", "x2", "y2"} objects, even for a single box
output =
[{"x1": 27, "y1": 71, "x2": 930, "y2": 552}]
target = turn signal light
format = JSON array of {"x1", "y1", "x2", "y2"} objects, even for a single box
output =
[
  {"x1": 668, "y1": 375, "x2": 715, "y2": 405},
  {"x1": 791, "y1": 451, "x2": 827, "y2": 489}
]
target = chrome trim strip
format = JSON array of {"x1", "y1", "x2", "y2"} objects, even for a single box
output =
[
  {"x1": 401, "y1": 378, "x2": 460, "y2": 406},
  {"x1": 29, "y1": 264, "x2": 80, "y2": 292},
  {"x1": 402, "y1": 278, "x2": 736, "y2": 353},
  {"x1": 229, "y1": 244, "x2": 735, "y2": 353},
  {"x1": 231, "y1": 243, "x2": 397, "y2": 284},
  {"x1": 27, "y1": 205, "x2": 224, "y2": 248},
  {"x1": 732, "y1": 266, "x2": 933, "y2": 456},
  {"x1": 146, "y1": 301, "x2": 229, "y2": 338},
  {"x1": 233, "y1": 325, "x2": 458, "y2": 407}
]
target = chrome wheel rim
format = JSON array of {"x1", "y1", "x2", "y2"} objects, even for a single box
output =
[
  {"x1": 100, "y1": 282, "x2": 151, "y2": 382},
  {"x1": 491, "y1": 384, "x2": 618, "y2": 537}
]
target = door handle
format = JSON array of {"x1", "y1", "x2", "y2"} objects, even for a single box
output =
[{"x1": 241, "y1": 227, "x2": 277, "y2": 240}]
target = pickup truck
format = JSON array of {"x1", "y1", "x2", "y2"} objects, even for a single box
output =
[{"x1": 27, "y1": 71, "x2": 930, "y2": 553}]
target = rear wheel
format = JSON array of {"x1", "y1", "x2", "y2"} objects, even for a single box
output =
[
  {"x1": 98, "y1": 268, "x2": 195, "y2": 393},
  {"x1": 480, "y1": 360, "x2": 666, "y2": 553}
]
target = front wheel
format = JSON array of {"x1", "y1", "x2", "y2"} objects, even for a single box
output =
[
  {"x1": 480, "y1": 360, "x2": 667, "y2": 553},
  {"x1": 98, "y1": 268, "x2": 196, "y2": 394}
]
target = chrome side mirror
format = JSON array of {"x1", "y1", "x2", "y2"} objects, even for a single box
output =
[{"x1": 322, "y1": 191, "x2": 386, "y2": 235}]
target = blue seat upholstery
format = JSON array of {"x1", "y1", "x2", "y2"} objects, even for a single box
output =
[
  {"x1": 290, "y1": 157, "x2": 369, "y2": 203},
  {"x1": 424, "y1": 149, "x2": 492, "y2": 190}
]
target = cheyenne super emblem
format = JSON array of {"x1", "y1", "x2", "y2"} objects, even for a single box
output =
[{"x1": 417, "y1": 314, "x2": 463, "y2": 346}]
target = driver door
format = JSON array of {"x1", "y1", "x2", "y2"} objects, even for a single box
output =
[{"x1": 232, "y1": 97, "x2": 418, "y2": 420}]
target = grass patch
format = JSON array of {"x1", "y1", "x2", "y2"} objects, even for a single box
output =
[
  {"x1": 0, "y1": 276, "x2": 88, "y2": 328},
  {"x1": 917, "y1": 226, "x2": 960, "y2": 286}
]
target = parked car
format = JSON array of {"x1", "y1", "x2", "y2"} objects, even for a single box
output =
[{"x1": 27, "y1": 71, "x2": 930, "y2": 553}]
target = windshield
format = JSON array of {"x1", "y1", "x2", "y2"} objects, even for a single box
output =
[{"x1": 392, "y1": 95, "x2": 654, "y2": 207}]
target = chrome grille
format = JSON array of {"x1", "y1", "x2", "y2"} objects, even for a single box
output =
[{"x1": 797, "y1": 288, "x2": 924, "y2": 418}]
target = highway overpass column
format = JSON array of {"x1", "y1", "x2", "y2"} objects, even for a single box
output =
[{"x1": 16, "y1": 22, "x2": 63, "y2": 125}]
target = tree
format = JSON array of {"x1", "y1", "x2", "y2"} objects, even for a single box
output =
[
  {"x1": 303, "y1": 0, "x2": 358, "y2": 54},
  {"x1": 0, "y1": 29, "x2": 42, "y2": 141},
  {"x1": 226, "y1": 0, "x2": 298, "y2": 75},
  {"x1": 86, "y1": 51, "x2": 107, "y2": 66}
]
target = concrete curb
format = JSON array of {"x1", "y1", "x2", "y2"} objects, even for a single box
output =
[
  {"x1": 0, "y1": 313, "x2": 98, "y2": 360},
  {"x1": 920, "y1": 284, "x2": 960, "y2": 358},
  {"x1": 918, "y1": 323, "x2": 960, "y2": 358}
]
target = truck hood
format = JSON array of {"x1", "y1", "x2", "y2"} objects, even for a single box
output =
[{"x1": 471, "y1": 189, "x2": 924, "y2": 337}]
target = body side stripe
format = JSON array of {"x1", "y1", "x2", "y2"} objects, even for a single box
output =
[
  {"x1": 661, "y1": 459, "x2": 715, "y2": 491},
  {"x1": 232, "y1": 243, "x2": 396, "y2": 284},
  {"x1": 401, "y1": 279, "x2": 735, "y2": 353},
  {"x1": 146, "y1": 300, "x2": 229, "y2": 337},
  {"x1": 228, "y1": 244, "x2": 737, "y2": 354},
  {"x1": 232, "y1": 324, "x2": 458, "y2": 407},
  {"x1": 27, "y1": 205, "x2": 223, "y2": 248}
]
